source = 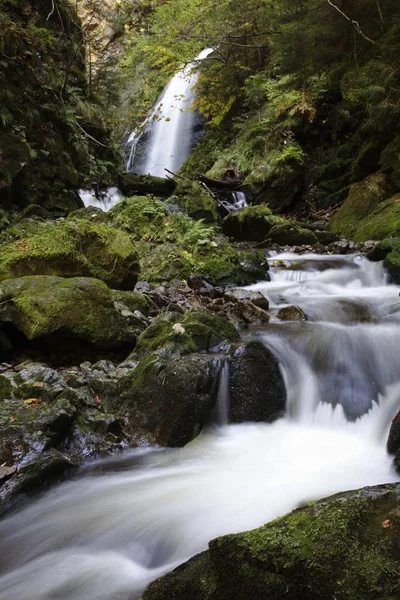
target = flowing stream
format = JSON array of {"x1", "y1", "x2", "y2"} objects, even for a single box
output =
[{"x1": 0, "y1": 252, "x2": 399, "y2": 599}]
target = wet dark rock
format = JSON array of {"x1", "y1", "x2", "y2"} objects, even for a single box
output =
[
  {"x1": 0, "y1": 449, "x2": 78, "y2": 514},
  {"x1": 277, "y1": 305, "x2": 307, "y2": 321},
  {"x1": 118, "y1": 353, "x2": 221, "y2": 447},
  {"x1": 387, "y1": 410, "x2": 400, "y2": 474},
  {"x1": 237, "y1": 249, "x2": 270, "y2": 282},
  {"x1": 140, "y1": 483, "x2": 400, "y2": 600},
  {"x1": 229, "y1": 341, "x2": 286, "y2": 423},
  {"x1": 225, "y1": 289, "x2": 269, "y2": 312}
]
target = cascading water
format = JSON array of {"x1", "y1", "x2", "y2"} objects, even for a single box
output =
[
  {"x1": 126, "y1": 49, "x2": 213, "y2": 177},
  {"x1": 0, "y1": 252, "x2": 399, "y2": 600},
  {"x1": 230, "y1": 191, "x2": 247, "y2": 210}
]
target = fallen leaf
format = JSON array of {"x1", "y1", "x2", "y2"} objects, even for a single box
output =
[
  {"x1": 24, "y1": 398, "x2": 39, "y2": 405},
  {"x1": 9, "y1": 416, "x2": 16, "y2": 422},
  {"x1": 32, "y1": 382, "x2": 44, "y2": 388},
  {"x1": 382, "y1": 520, "x2": 391, "y2": 528}
]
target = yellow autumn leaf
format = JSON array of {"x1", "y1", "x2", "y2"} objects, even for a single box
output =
[{"x1": 24, "y1": 398, "x2": 39, "y2": 405}]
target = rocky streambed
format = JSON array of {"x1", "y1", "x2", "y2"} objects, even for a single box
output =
[{"x1": 1, "y1": 235, "x2": 400, "y2": 599}]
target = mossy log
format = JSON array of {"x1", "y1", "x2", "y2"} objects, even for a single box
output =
[{"x1": 118, "y1": 173, "x2": 177, "y2": 197}]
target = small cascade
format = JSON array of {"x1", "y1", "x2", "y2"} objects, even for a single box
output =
[
  {"x1": 78, "y1": 187, "x2": 123, "y2": 212},
  {"x1": 214, "y1": 359, "x2": 230, "y2": 426},
  {"x1": 230, "y1": 191, "x2": 247, "y2": 210},
  {"x1": 126, "y1": 49, "x2": 213, "y2": 177}
]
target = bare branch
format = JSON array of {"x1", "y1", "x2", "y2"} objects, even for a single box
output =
[
  {"x1": 376, "y1": 0, "x2": 384, "y2": 21},
  {"x1": 326, "y1": 0, "x2": 377, "y2": 45},
  {"x1": 46, "y1": 0, "x2": 56, "y2": 20},
  {"x1": 75, "y1": 120, "x2": 112, "y2": 148}
]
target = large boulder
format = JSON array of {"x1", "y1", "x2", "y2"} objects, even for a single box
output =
[
  {"x1": 118, "y1": 352, "x2": 221, "y2": 447},
  {"x1": 0, "y1": 219, "x2": 139, "y2": 290},
  {"x1": 141, "y1": 483, "x2": 400, "y2": 600},
  {"x1": 387, "y1": 410, "x2": 400, "y2": 473},
  {"x1": 117, "y1": 309, "x2": 239, "y2": 446},
  {"x1": 329, "y1": 172, "x2": 400, "y2": 241},
  {"x1": 266, "y1": 222, "x2": 317, "y2": 246},
  {"x1": 0, "y1": 276, "x2": 156, "y2": 351},
  {"x1": 133, "y1": 310, "x2": 239, "y2": 357},
  {"x1": 222, "y1": 205, "x2": 284, "y2": 242},
  {"x1": 229, "y1": 341, "x2": 286, "y2": 423}
]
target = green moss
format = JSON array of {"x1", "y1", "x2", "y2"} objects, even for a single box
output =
[
  {"x1": 222, "y1": 205, "x2": 285, "y2": 242},
  {"x1": 267, "y1": 223, "x2": 318, "y2": 246},
  {"x1": 329, "y1": 173, "x2": 390, "y2": 240},
  {"x1": 141, "y1": 485, "x2": 400, "y2": 600},
  {"x1": 170, "y1": 181, "x2": 217, "y2": 223},
  {"x1": 134, "y1": 310, "x2": 238, "y2": 357},
  {"x1": 354, "y1": 195, "x2": 400, "y2": 240},
  {"x1": 0, "y1": 220, "x2": 139, "y2": 290},
  {"x1": 0, "y1": 276, "x2": 146, "y2": 348}
]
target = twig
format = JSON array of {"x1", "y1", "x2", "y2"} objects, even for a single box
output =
[
  {"x1": 75, "y1": 120, "x2": 112, "y2": 149},
  {"x1": 326, "y1": 0, "x2": 377, "y2": 45},
  {"x1": 164, "y1": 168, "x2": 187, "y2": 180},
  {"x1": 376, "y1": 0, "x2": 384, "y2": 21},
  {"x1": 47, "y1": 0, "x2": 56, "y2": 20}
]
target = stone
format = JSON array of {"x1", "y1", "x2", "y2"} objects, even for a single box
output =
[
  {"x1": 266, "y1": 223, "x2": 318, "y2": 246},
  {"x1": 0, "y1": 219, "x2": 140, "y2": 290},
  {"x1": 0, "y1": 276, "x2": 150, "y2": 351},
  {"x1": 277, "y1": 305, "x2": 307, "y2": 321},
  {"x1": 118, "y1": 353, "x2": 221, "y2": 447},
  {"x1": 225, "y1": 289, "x2": 269, "y2": 311},
  {"x1": 140, "y1": 483, "x2": 400, "y2": 600},
  {"x1": 229, "y1": 341, "x2": 286, "y2": 423},
  {"x1": 222, "y1": 205, "x2": 284, "y2": 242}
]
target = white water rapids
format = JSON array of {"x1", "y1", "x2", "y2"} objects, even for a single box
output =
[{"x1": 0, "y1": 252, "x2": 399, "y2": 599}]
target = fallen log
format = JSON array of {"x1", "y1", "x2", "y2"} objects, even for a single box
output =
[{"x1": 118, "y1": 172, "x2": 177, "y2": 197}]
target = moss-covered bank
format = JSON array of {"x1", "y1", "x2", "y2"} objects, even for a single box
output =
[{"x1": 141, "y1": 484, "x2": 400, "y2": 600}]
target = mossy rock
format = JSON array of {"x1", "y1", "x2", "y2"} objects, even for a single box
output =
[
  {"x1": 0, "y1": 220, "x2": 139, "y2": 290},
  {"x1": 266, "y1": 223, "x2": 317, "y2": 246},
  {"x1": 329, "y1": 173, "x2": 394, "y2": 240},
  {"x1": 134, "y1": 310, "x2": 239, "y2": 358},
  {"x1": 118, "y1": 352, "x2": 221, "y2": 447},
  {"x1": 170, "y1": 181, "x2": 217, "y2": 223},
  {"x1": 367, "y1": 238, "x2": 400, "y2": 262},
  {"x1": 380, "y1": 136, "x2": 400, "y2": 189},
  {"x1": 383, "y1": 245, "x2": 400, "y2": 284},
  {"x1": 0, "y1": 276, "x2": 149, "y2": 349},
  {"x1": 141, "y1": 483, "x2": 400, "y2": 600},
  {"x1": 109, "y1": 196, "x2": 168, "y2": 240},
  {"x1": 222, "y1": 205, "x2": 284, "y2": 242}
]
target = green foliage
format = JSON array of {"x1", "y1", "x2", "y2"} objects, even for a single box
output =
[{"x1": 0, "y1": 0, "x2": 116, "y2": 211}]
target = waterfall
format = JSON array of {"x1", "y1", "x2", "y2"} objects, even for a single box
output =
[
  {"x1": 126, "y1": 49, "x2": 213, "y2": 177},
  {"x1": 230, "y1": 191, "x2": 247, "y2": 210},
  {"x1": 0, "y1": 252, "x2": 399, "y2": 600}
]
